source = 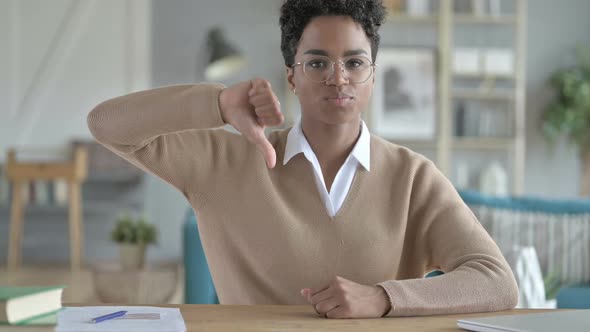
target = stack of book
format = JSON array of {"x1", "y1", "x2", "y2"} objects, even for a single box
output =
[{"x1": 0, "y1": 285, "x2": 65, "y2": 326}]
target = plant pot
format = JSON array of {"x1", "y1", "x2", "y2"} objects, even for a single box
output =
[
  {"x1": 119, "y1": 243, "x2": 146, "y2": 270},
  {"x1": 582, "y1": 148, "x2": 590, "y2": 197}
]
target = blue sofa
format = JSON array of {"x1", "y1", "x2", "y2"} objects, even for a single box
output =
[
  {"x1": 458, "y1": 190, "x2": 590, "y2": 309},
  {"x1": 183, "y1": 191, "x2": 590, "y2": 308},
  {"x1": 556, "y1": 286, "x2": 590, "y2": 309}
]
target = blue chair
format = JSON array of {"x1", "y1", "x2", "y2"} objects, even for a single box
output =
[
  {"x1": 183, "y1": 210, "x2": 218, "y2": 304},
  {"x1": 425, "y1": 270, "x2": 444, "y2": 278}
]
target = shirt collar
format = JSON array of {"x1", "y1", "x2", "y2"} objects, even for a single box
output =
[{"x1": 283, "y1": 120, "x2": 371, "y2": 171}]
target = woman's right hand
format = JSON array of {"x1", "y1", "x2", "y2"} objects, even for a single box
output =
[{"x1": 219, "y1": 79, "x2": 284, "y2": 168}]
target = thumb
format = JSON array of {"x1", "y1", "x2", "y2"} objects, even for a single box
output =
[{"x1": 252, "y1": 127, "x2": 276, "y2": 169}]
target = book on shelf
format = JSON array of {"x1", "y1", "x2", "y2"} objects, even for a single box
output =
[{"x1": 0, "y1": 285, "x2": 65, "y2": 325}]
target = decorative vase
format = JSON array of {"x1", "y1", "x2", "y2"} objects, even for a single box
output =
[
  {"x1": 582, "y1": 148, "x2": 590, "y2": 197},
  {"x1": 119, "y1": 243, "x2": 146, "y2": 269}
]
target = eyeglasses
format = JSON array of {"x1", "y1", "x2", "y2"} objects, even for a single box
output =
[{"x1": 291, "y1": 55, "x2": 376, "y2": 84}]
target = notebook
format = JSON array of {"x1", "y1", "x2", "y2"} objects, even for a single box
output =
[
  {"x1": 56, "y1": 306, "x2": 186, "y2": 332},
  {"x1": 0, "y1": 285, "x2": 64, "y2": 325},
  {"x1": 457, "y1": 310, "x2": 590, "y2": 332}
]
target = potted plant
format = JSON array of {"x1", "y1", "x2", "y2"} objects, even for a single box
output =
[
  {"x1": 542, "y1": 45, "x2": 590, "y2": 196},
  {"x1": 111, "y1": 214, "x2": 157, "y2": 269}
]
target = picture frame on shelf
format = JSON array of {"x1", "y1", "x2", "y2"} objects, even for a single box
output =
[{"x1": 371, "y1": 47, "x2": 437, "y2": 140}]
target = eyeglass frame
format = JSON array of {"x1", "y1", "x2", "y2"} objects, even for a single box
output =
[{"x1": 290, "y1": 55, "x2": 377, "y2": 84}]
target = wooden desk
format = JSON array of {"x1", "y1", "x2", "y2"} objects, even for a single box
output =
[
  {"x1": 177, "y1": 305, "x2": 555, "y2": 331},
  {"x1": 4, "y1": 305, "x2": 557, "y2": 332}
]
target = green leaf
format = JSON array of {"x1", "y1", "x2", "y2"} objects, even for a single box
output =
[
  {"x1": 111, "y1": 214, "x2": 157, "y2": 245},
  {"x1": 542, "y1": 44, "x2": 590, "y2": 150}
]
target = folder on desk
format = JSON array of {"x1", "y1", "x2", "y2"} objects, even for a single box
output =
[{"x1": 55, "y1": 306, "x2": 186, "y2": 332}]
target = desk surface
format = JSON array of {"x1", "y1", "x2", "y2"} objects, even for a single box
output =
[
  {"x1": 5, "y1": 304, "x2": 558, "y2": 332},
  {"x1": 176, "y1": 305, "x2": 555, "y2": 331}
]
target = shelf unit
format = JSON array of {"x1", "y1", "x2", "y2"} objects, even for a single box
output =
[{"x1": 378, "y1": 0, "x2": 526, "y2": 194}]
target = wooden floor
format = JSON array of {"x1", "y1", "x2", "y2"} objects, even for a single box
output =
[{"x1": 0, "y1": 264, "x2": 184, "y2": 304}]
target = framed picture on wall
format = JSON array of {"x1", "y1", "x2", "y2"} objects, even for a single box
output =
[{"x1": 371, "y1": 47, "x2": 436, "y2": 140}]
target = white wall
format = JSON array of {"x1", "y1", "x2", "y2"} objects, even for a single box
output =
[
  {"x1": 0, "y1": 0, "x2": 153, "y2": 263},
  {"x1": 0, "y1": 0, "x2": 151, "y2": 157}
]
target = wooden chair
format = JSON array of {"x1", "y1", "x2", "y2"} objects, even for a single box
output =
[{"x1": 6, "y1": 146, "x2": 87, "y2": 271}]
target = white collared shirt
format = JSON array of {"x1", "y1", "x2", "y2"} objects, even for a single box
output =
[{"x1": 283, "y1": 121, "x2": 371, "y2": 217}]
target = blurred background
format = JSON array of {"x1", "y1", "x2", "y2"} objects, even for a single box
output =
[{"x1": 0, "y1": 0, "x2": 589, "y2": 309}]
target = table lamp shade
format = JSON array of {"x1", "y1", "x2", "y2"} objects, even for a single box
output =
[{"x1": 204, "y1": 28, "x2": 246, "y2": 80}]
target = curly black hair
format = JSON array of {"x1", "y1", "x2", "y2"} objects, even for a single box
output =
[{"x1": 279, "y1": 0, "x2": 387, "y2": 67}]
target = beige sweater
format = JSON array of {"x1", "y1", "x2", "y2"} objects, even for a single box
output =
[{"x1": 87, "y1": 83, "x2": 518, "y2": 316}]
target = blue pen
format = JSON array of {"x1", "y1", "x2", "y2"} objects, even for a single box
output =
[{"x1": 91, "y1": 310, "x2": 127, "y2": 323}]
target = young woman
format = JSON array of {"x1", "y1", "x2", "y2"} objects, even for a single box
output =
[{"x1": 88, "y1": 0, "x2": 518, "y2": 319}]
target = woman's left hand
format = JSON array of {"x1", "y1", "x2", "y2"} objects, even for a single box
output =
[{"x1": 300, "y1": 276, "x2": 391, "y2": 319}]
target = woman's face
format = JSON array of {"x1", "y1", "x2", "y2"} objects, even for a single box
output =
[{"x1": 287, "y1": 15, "x2": 375, "y2": 126}]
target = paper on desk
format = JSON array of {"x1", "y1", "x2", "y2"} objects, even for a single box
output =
[{"x1": 55, "y1": 306, "x2": 186, "y2": 332}]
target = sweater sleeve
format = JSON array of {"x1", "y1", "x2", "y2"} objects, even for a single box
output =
[
  {"x1": 87, "y1": 83, "x2": 241, "y2": 201},
  {"x1": 376, "y1": 159, "x2": 519, "y2": 317}
]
